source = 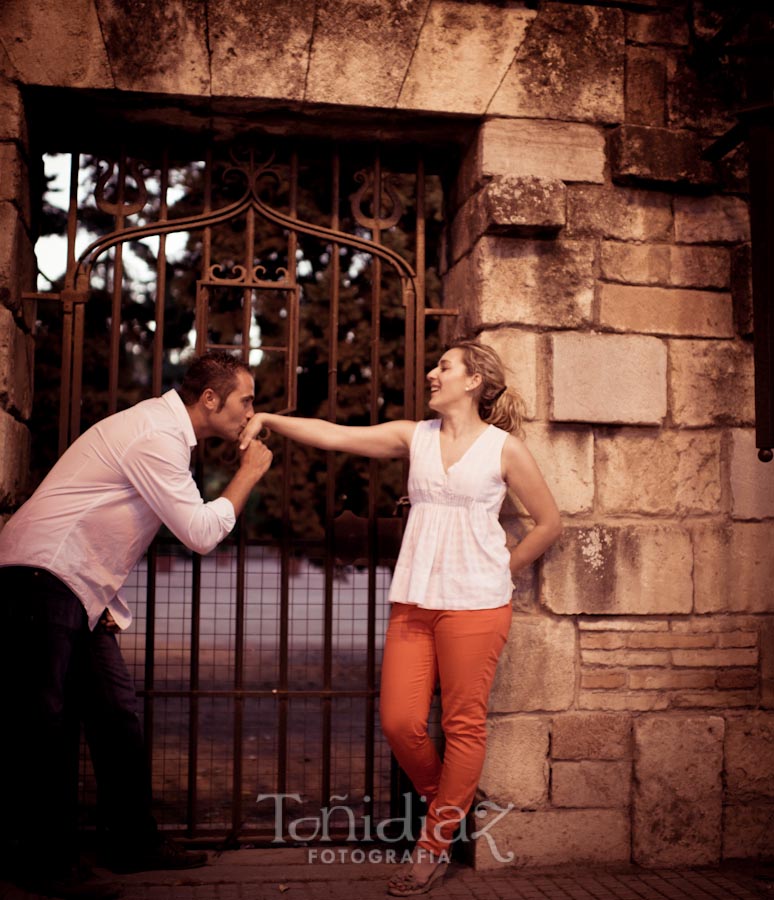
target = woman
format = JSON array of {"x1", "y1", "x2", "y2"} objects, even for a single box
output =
[{"x1": 239, "y1": 339, "x2": 562, "y2": 895}]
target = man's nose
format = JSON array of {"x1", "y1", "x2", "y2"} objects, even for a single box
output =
[{"x1": 245, "y1": 408, "x2": 255, "y2": 420}]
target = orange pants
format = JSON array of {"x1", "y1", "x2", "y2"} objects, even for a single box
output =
[{"x1": 379, "y1": 602, "x2": 512, "y2": 856}]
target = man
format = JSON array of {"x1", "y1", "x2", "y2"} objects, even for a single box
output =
[{"x1": 0, "y1": 351, "x2": 272, "y2": 900}]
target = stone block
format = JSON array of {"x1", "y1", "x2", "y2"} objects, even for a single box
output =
[
  {"x1": 0, "y1": 0, "x2": 112, "y2": 88},
  {"x1": 582, "y1": 649, "x2": 670, "y2": 668},
  {"x1": 724, "y1": 803, "x2": 774, "y2": 860},
  {"x1": 693, "y1": 523, "x2": 774, "y2": 615},
  {"x1": 459, "y1": 119, "x2": 606, "y2": 196},
  {"x1": 0, "y1": 306, "x2": 33, "y2": 419},
  {"x1": 633, "y1": 715, "x2": 723, "y2": 866},
  {"x1": 551, "y1": 761, "x2": 630, "y2": 808},
  {"x1": 600, "y1": 242, "x2": 730, "y2": 290},
  {"x1": 669, "y1": 339, "x2": 754, "y2": 427},
  {"x1": 489, "y1": 614, "x2": 575, "y2": 713},
  {"x1": 552, "y1": 712, "x2": 631, "y2": 760},
  {"x1": 478, "y1": 329, "x2": 538, "y2": 420},
  {"x1": 674, "y1": 195, "x2": 750, "y2": 244},
  {"x1": 580, "y1": 618, "x2": 669, "y2": 632},
  {"x1": 489, "y1": 3, "x2": 624, "y2": 124},
  {"x1": 762, "y1": 619, "x2": 774, "y2": 710},
  {"x1": 671, "y1": 691, "x2": 756, "y2": 709},
  {"x1": 610, "y1": 125, "x2": 715, "y2": 186},
  {"x1": 450, "y1": 176, "x2": 566, "y2": 262},
  {"x1": 731, "y1": 243, "x2": 753, "y2": 337},
  {"x1": 626, "y1": 10, "x2": 689, "y2": 46},
  {"x1": 625, "y1": 47, "x2": 666, "y2": 127},
  {"x1": 599, "y1": 283, "x2": 733, "y2": 338},
  {"x1": 581, "y1": 671, "x2": 627, "y2": 689},
  {"x1": 667, "y1": 51, "x2": 737, "y2": 134},
  {"x1": 670, "y1": 245, "x2": 731, "y2": 290},
  {"x1": 579, "y1": 692, "x2": 669, "y2": 711},
  {"x1": 671, "y1": 648, "x2": 757, "y2": 668},
  {"x1": 473, "y1": 808, "x2": 630, "y2": 869},
  {"x1": 95, "y1": 0, "x2": 210, "y2": 95},
  {"x1": 543, "y1": 524, "x2": 692, "y2": 616},
  {"x1": 551, "y1": 333, "x2": 667, "y2": 425},
  {"x1": 596, "y1": 428, "x2": 722, "y2": 516},
  {"x1": 0, "y1": 80, "x2": 27, "y2": 146},
  {"x1": 209, "y1": 0, "x2": 314, "y2": 101},
  {"x1": 479, "y1": 716, "x2": 549, "y2": 808},
  {"x1": 445, "y1": 239, "x2": 594, "y2": 332},
  {"x1": 628, "y1": 670, "x2": 715, "y2": 690},
  {"x1": 0, "y1": 142, "x2": 31, "y2": 228},
  {"x1": 566, "y1": 185, "x2": 672, "y2": 241},
  {"x1": 725, "y1": 713, "x2": 774, "y2": 801},
  {"x1": 0, "y1": 202, "x2": 36, "y2": 313},
  {"x1": 520, "y1": 422, "x2": 593, "y2": 515},
  {"x1": 0, "y1": 407, "x2": 30, "y2": 507},
  {"x1": 397, "y1": 2, "x2": 535, "y2": 113},
  {"x1": 730, "y1": 429, "x2": 774, "y2": 520}
]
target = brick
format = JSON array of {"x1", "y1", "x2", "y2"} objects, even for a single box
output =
[
  {"x1": 625, "y1": 46, "x2": 666, "y2": 126},
  {"x1": 580, "y1": 618, "x2": 669, "y2": 632},
  {"x1": 398, "y1": 2, "x2": 536, "y2": 114},
  {"x1": 597, "y1": 429, "x2": 721, "y2": 516},
  {"x1": 543, "y1": 524, "x2": 692, "y2": 616},
  {"x1": 566, "y1": 185, "x2": 672, "y2": 240},
  {"x1": 581, "y1": 671, "x2": 627, "y2": 690},
  {"x1": 551, "y1": 333, "x2": 666, "y2": 425},
  {"x1": 633, "y1": 716, "x2": 724, "y2": 866},
  {"x1": 724, "y1": 802, "x2": 774, "y2": 860},
  {"x1": 599, "y1": 242, "x2": 730, "y2": 290},
  {"x1": 725, "y1": 713, "x2": 774, "y2": 800},
  {"x1": 610, "y1": 125, "x2": 715, "y2": 186},
  {"x1": 479, "y1": 716, "x2": 549, "y2": 808},
  {"x1": 582, "y1": 649, "x2": 671, "y2": 668},
  {"x1": 516, "y1": 422, "x2": 594, "y2": 516},
  {"x1": 599, "y1": 283, "x2": 733, "y2": 338},
  {"x1": 489, "y1": 3, "x2": 624, "y2": 124},
  {"x1": 671, "y1": 691, "x2": 757, "y2": 709},
  {"x1": 716, "y1": 669, "x2": 758, "y2": 690},
  {"x1": 552, "y1": 712, "x2": 631, "y2": 760},
  {"x1": 671, "y1": 616, "x2": 760, "y2": 634},
  {"x1": 446, "y1": 238, "x2": 594, "y2": 331},
  {"x1": 730, "y1": 429, "x2": 774, "y2": 520},
  {"x1": 0, "y1": 407, "x2": 31, "y2": 507},
  {"x1": 669, "y1": 339, "x2": 754, "y2": 427},
  {"x1": 489, "y1": 614, "x2": 575, "y2": 713},
  {"x1": 672, "y1": 649, "x2": 758, "y2": 668},
  {"x1": 551, "y1": 761, "x2": 630, "y2": 808},
  {"x1": 693, "y1": 523, "x2": 774, "y2": 614},
  {"x1": 580, "y1": 633, "x2": 626, "y2": 650},
  {"x1": 478, "y1": 329, "x2": 539, "y2": 420},
  {"x1": 674, "y1": 195, "x2": 750, "y2": 244},
  {"x1": 473, "y1": 808, "x2": 630, "y2": 869},
  {"x1": 628, "y1": 669, "x2": 716, "y2": 690},
  {"x1": 579, "y1": 691, "x2": 669, "y2": 711},
  {"x1": 717, "y1": 631, "x2": 758, "y2": 649},
  {"x1": 627, "y1": 633, "x2": 713, "y2": 649}
]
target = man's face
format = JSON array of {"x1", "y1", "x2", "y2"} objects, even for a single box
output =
[{"x1": 206, "y1": 369, "x2": 255, "y2": 441}]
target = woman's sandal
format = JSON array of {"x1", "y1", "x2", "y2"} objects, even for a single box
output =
[{"x1": 386, "y1": 860, "x2": 448, "y2": 896}]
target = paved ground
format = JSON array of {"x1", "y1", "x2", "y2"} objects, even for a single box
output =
[{"x1": 2, "y1": 849, "x2": 774, "y2": 899}]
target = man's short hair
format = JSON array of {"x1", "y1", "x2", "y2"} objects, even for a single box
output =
[{"x1": 178, "y1": 351, "x2": 251, "y2": 410}]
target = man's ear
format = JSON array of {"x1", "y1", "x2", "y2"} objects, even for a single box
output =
[{"x1": 200, "y1": 387, "x2": 219, "y2": 411}]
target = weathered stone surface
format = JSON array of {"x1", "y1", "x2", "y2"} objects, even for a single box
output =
[
  {"x1": 551, "y1": 333, "x2": 667, "y2": 425},
  {"x1": 489, "y1": 614, "x2": 575, "y2": 713},
  {"x1": 0, "y1": 80, "x2": 27, "y2": 146},
  {"x1": 95, "y1": 0, "x2": 210, "y2": 94},
  {"x1": 450, "y1": 176, "x2": 566, "y2": 262},
  {"x1": 730, "y1": 429, "x2": 774, "y2": 520},
  {"x1": 489, "y1": 3, "x2": 623, "y2": 123},
  {"x1": 0, "y1": 0, "x2": 112, "y2": 88},
  {"x1": 0, "y1": 143, "x2": 30, "y2": 228},
  {"x1": 625, "y1": 47, "x2": 666, "y2": 127},
  {"x1": 596, "y1": 429, "x2": 721, "y2": 515},
  {"x1": 599, "y1": 283, "x2": 733, "y2": 338},
  {"x1": 398, "y1": 1, "x2": 535, "y2": 113},
  {"x1": 610, "y1": 125, "x2": 715, "y2": 185},
  {"x1": 543, "y1": 525, "x2": 692, "y2": 616},
  {"x1": 667, "y1": 51, "x2": 739, "y2": 134},
  {"x1": 725, "y1": 714, "x2": 774, "y2": 800},
  {"x1": 552, "y1": 712, "x2": 631, "y2": 760},
  {"x1": 551, "y1": 761, "x2": 630, "y2": 808},
  {"x1": 520, "y1": 422, "x2": 594, "y2": 515},
  {"x1": 0, "y1": 407, "x2": 30, "y2": 507},
  {"x1": 724, "y1": 802, "x2": 774, "y2": 860},
  {"x1": 566, "y1": 185, "x2": 672, "y2": 240},
  {"x1": 674, "y1": 195, "x2": 750, "y2": 244},
  {"x1": 762, "y1": 619, "x2": 774, "y2": 710},
  {"x1": 600, "y1": 242, "x2": 730, "y2": 290},
  {"x1": 478, "y1": 329, "x2": 538, "y2": 420},
  {"x1": 474, "y1": 808, "x2": 630, "y2": 869},
  {"x1": 459, "y1": 119, "x2": 606, "y2": 196},
  {"x1": 669, "y1": 339, "x2": 754, "y2": 427},
  {"x1": 580, "y1": 692, "x2": 669, "y2": 711},
  {"x1": 693, "y1": 523, "x2": 774, "y2": 614},
  {"x1": 0, "y1": 202, "x2": 36, "y2": 312},
  {"x1": 731, "y1": 243, "x2": 753, "y2": 337},
  {"x1": 633, "y1": 716, "x2": 724, "y2": 866},
  {"x1": 0, "y1": 306, "x2": 33, "y2": 419},
  {"x1": 580, "y1": 618, "x2": 669, "y2": 632},
  {"x1": 209, "y1": 0, "x2": 314, "y2": 101},
  {"x1": 445, "y1": 239, "x2": 594, "y2": 332},
  {"x1": 479, "y1": 716, "x2": 549, "y2": 808},
  {"x1": 626, "y1": 9, "x2": 689, "y2": 46}
]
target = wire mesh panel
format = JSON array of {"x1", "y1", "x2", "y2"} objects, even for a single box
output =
[{"x1": 32, "y1": 136, "x2": 449, "y2": 842}]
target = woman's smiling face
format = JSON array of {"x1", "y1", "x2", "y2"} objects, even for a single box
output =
[{"x1": 426, "y1": 348, "x2": 480, "y2": 411}]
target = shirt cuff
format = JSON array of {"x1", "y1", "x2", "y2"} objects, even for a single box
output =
[{"x1": 207, "y1": 495, "x2": 237, "y2": 532}]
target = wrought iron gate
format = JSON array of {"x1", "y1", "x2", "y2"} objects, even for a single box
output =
[{"x1": 28, "y1": 137, "x2": 453, "y2": 842}]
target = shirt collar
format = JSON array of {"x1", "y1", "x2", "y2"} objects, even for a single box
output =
[{"x1": 163, "y1": 389, "x2": 198, "y2": 449}]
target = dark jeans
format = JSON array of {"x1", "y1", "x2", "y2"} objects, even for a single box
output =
[{"x1": 0, "y1": 567, "x2": 158, "y2": 874}]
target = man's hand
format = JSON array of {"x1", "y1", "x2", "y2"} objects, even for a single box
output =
[
  {"x1": 239, "y1": 413, "x2": 270, "y2": 451},
  {"x1": 240, "y1": 438, "x2": 272, "y2": 484}
]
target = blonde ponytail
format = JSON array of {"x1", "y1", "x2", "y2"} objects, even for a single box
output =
[{"x1": 450, "y1": 339, "x2": 525, "y2": 437}]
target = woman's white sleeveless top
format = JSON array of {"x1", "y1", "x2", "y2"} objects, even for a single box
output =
[{"x1": 387, "y1": 419, "x2": 513, "y2": 610}]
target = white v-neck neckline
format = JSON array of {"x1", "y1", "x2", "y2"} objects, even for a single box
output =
[{"x1": 437, "y1": 423, "x2": 492, "y2": 476}]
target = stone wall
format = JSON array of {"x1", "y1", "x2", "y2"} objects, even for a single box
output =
[{"x1": 0, "y1": 0, "x2": 772, "y2": 869}]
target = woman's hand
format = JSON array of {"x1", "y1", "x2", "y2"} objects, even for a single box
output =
[{"x1": 239, "y1": 412, "x2": 272, "y2": 450}]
